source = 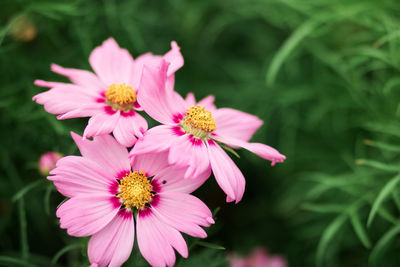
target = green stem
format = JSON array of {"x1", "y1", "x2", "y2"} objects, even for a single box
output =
[{"x1": 18, "y1": 198, "x2": 29, "y2": 261}]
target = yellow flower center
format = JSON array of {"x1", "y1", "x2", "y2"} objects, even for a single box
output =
[
  {"x1": 181, "y1": 105, "x2": 216, "y2": 138},
  {"x1": 117, "y1": 171, "x2": 153, "y2": 210},
  {"x1": 105, "y1": 83, "x2": 137, "y2": 111}
]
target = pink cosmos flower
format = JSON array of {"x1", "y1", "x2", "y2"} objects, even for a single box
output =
[
  {"x1": 228, "y1": 247, "x2": 287, "y2": 267},
  {"x1": 130, "y1": 61, "x2": 286, "y2": 203},
  {"x1": 33, "y1": 38, "x2": 183, "y2": 147},
  {"x1": 49, "y1": 132, "x2": 213, "y2": 267},
  {"x1": 39, "y1": 152, "x2": 62, "y2": 175}
]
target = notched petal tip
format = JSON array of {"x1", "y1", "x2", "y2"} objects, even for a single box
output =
[
  {"x1": 70, "y1": 131, "x2": 84, "y2": 143},
  {"x1": 56, "y1": 114, "x2": 65, "y2": 120},
  {"x1": 70, "y1": 131, "x2": 79, "y2": 137},
  {"x1": 270, "y1": 153, "x2": 286, "y2": 166},
  {"x1": 33, "y1": 79, "x2": 43, "y2": 86},
  {"x1": 33, "y1": 79, "x2": 50, "y2": 88},
  {"x1": 206, "y1": 217, "x2": 215, "y2": 224},
  {"x1": 103, "y1": 37, "x2": 118, "y2": 46},
  {"x1": 170, "y1": 41, "x2": 179, "y2": 50},
  {"x1": 50, "y1": 63, "x2": 63, "y2": 72}
]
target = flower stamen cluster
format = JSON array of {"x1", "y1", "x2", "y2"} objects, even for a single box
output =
[
  {"x1": 117, "y1": 171, "x2": 153, "y2": 210},
  {"x1": 106, "y1": 83, "x2": 137, "y2": 111},
  {"x1": 181, "y1": 105, "x2": 216, "y2": 138}
]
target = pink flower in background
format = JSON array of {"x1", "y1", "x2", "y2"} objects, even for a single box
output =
[
  {"x1": 38, "y1": 152, "x2": 62, "y2": 175},
  {"x1": 130, "y1": 61, "x2": 286, "y2": 203},
  {"x1": 228, "y1": 247, "x2": 287, "y2": 267},
  {"x1": 49, "y1": 132, "x2": 213, "y2": 267},
  {"x1": 33, "y1": 38, "x2": 183, "y2": 147}
]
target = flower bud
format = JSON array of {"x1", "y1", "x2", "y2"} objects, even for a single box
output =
[
  {"x1": 39, "y1": 152, "x2": 62, "y2": 176},
  {"x1": 10, "y1": 15, "x2": 37, "y2": 42}
]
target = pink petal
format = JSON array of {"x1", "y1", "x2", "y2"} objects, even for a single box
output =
[
  {"x1": 165, "y1": 76, "x2": 176, "y2": 92},
  {"x1": 137, "y1": 210, "x2": 188, "y2": 267},
  {"x1": 184, "y1": 93, "x2": 216, "y2": 111},
  {"x1": 168, "y1": 134, "x2": 210, "y2": 178},
  {"x1": 267, "y1": 258, "x2": 287, "y2": 267},
  {"x1": 56, "y1": 194, "x2": 119, "y2": 237},
  {"x1": 112, "y1": 112, "x2": 148, "y2": 147},
  {"x1": 131, "y1": 41, "x2": 184, "y2": 89},
  {"x1": 151, "y1": 192, "x2": 214, "y2": 238},
  {"x1": 213, "y1": 134, "x2": 286, "y2": 166},
  {"x1": 130, "y1": 52, "x2": 161, "y2": 90},
  {"x1": 185, "y1": 93, "x2": 196, "y2": 107},
  {"x1": 213, "y1": 108, "x2": 263, "y2": 145},
  {"x1": 83, "y1": 111, "x2": 120, "y2": 138},
  {"x1": 152, "y1": 165, "x2": 211, "y2": 194},
  {"x1": 130, "y1": 152, "x2": 170, "y2": 177},
  {"x1": 71, "y1": 132, "x2": 130, "y2": 178},
  {"x1": 33, "y1": 82, "x2": 101, "y2": 116},
  {"x1": 57, "y1": 105, "x2": 104, "y2": 120},
  {"x1": 248, "y1": 248, "x2": 287, "y2": 267},
  {"x1": 137, "y1": 60, "x2": 186, "y2": 125},
  {"x1": 227, "y1": 253, "x2": 247, "y2": 267},
  {"x1": 171, "y1": 91, "x2": 189, "y2": 111},
  {"x1": 129, "y1": 112, "x2": 148, "y2": 138},
  {"x1": 33, "y1": 79, "x2": 63, "y2": 88},
  {"x1": 34, "y1": 79, "x2": 101, "y2": 98},
  {"x1": 197, "y1": 95, "x2": 217, "y2": 112},
  {"x1": 242, "y1": 142, "x2": 286, "y2": 166},
  {"x1": 163, "y1": 41, "x2": 184, "y2": 77},
  {"x1": 88, "y1": 210, "x2": 134, "y2": 267},
  {"x1": 48, "y1": 156, "x2": 116, "y2": 198},
  {"x1": 206, "y1": 140, "x2": 245, "y2": 203},
  {"x1": 50, "y1": 63, "x2": 105, "y2": 92},
  {"x1": 89, "y1": 38, "x2": 135, "y2": 86},
  {"x1": 129, "y1": 125, "x2": 181, "y2": 156}
]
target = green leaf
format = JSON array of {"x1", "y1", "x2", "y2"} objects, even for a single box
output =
[
  {"x1": 194, "y1": 241, "x2": 225, "y2": 250},
  {"x1": 349, "y1": 211, "x2": 371, "y2": 249},
  {"x1": 374, "y1": 30, "x2": 400, "y2": 48},
  {"x1": 367, "y1": 174, "x2": 400, "y2": 227},
  {"x1": 0, "y1": 12, "x2": 26, "y2": 46},
  {"x1": 266, "y1": 18, "x2": 322, "y2": 85},
  {"x1": 363, "y1": 139, "x2": 400, "y2": 153},
  {"x1": 376, "y1": 206, "x2": 398, "y2": 225},
  {"x1": 316, "y1": 213, "x2": 348, "y2": 267},
  {"x1": 220, "y1": 144, "x2": 240, "y2": 159},
  {"x1": 301, "y1": 203, "x2": 346, "y2": 214},
  {"x1": 44, "y1": 185, "x2": 55, "y2": 215},
  {"x1": 0, "y1": 256, "x2": 38, "y2": 267},
  {"x1": 212, "y1": 207, "x2": 220, "y2": 218},
  {"x1": 18, "y1": 199, "x2": 29, "y2": 261},
  {"x1": 364, "y1": 122, "x2": 400, "y2": 138},
  {"x1": 382, "y1": 77, "x2": 400, "y2": 95},
  {"x1": 355, "y1": 46, "x2": 400, "y2": 70},
  {"x1": 392, "y1": 188, "x2": 400, "y2": 211},
  {"x1": 369, "y1": 223, "x2": 400, "y2": 266},
  {"x1": 51, "y1": 243, "x2": 83, "y2": 264},
  {"x1": 12, "y1": 179, "x2": 46, "y2": 202},
  {"x1": 27, "y1": 2, "x2": 79, "y2": 19},
  {"x1": 355, "y1": 159, "x2": 399, "y2": 172}
]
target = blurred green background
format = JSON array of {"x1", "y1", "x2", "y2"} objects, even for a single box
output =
[{"x1": 2, "y1": 0, "x2": 400, "y2": 266}]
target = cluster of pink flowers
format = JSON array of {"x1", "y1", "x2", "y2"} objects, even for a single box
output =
[
  {"x1": 33, "y1": 38, "x2": 286, "y2": 267},
  {"x1": 228, "y1": 247, "x2": 287, "y2": 267}
]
